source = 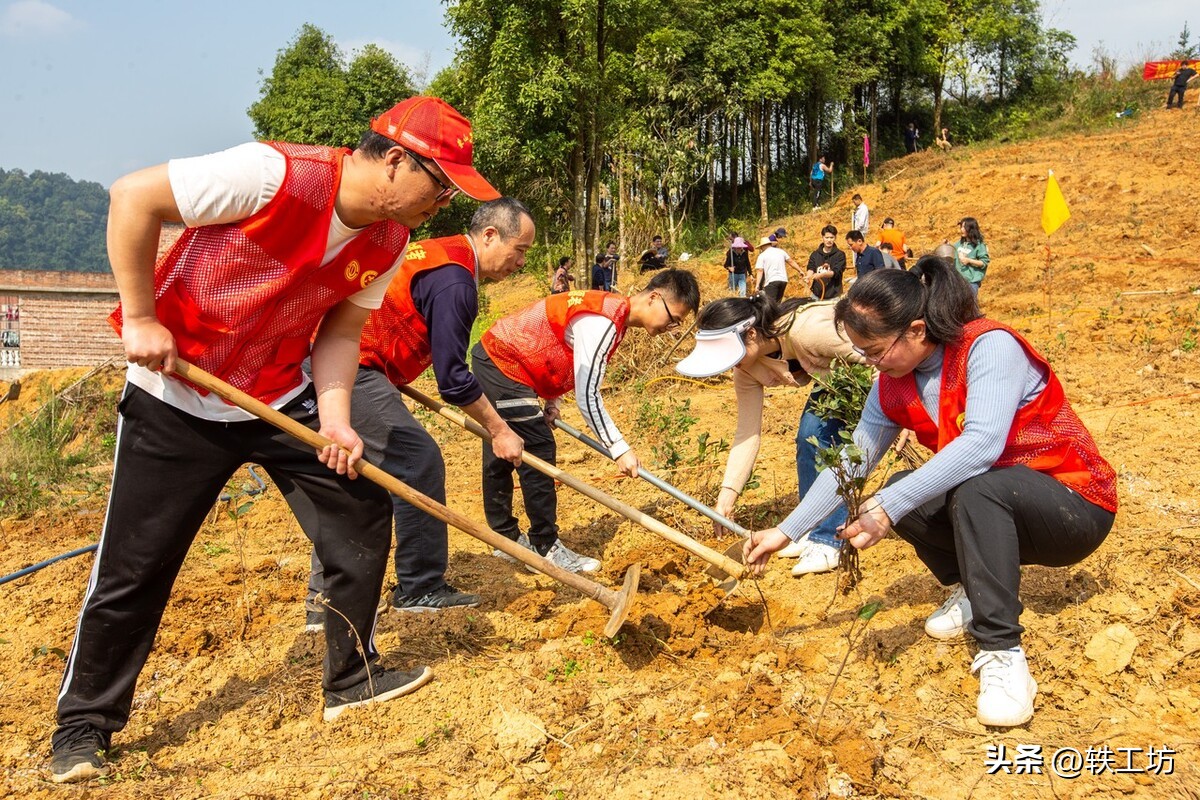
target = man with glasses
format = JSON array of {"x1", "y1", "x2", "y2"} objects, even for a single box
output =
[
  {"x1": 304, "y1": 197, "x2": 535, "y2": 627},
  {"x1": 471, "y1": 269, "x2": 700, "y2": 573},
  {"x1": 51, "y1": 95, "x2": 494, "y2": 783}
]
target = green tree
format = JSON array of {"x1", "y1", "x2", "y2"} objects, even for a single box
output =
[
  {"x1": 1170, "y1": 22, "x2": 1197, "y2": 59},
  {"x1": 0, "y1": 168, "x2": 109, "y2": 272},
  {"x1": 248, "y1": 24, "x2": 415, "y2": 147}
]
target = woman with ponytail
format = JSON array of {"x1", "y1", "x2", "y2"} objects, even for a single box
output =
[
  {"x1": 744, "y1": 256, "x2": 1117, "y2": 728},
  {"x1": 676, "y1": 292, "x2": 865, "y2": 576}
]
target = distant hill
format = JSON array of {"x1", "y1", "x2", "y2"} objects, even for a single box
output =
[{"x1": 0, "y1": 168, "x2": 109, "y2": 272}]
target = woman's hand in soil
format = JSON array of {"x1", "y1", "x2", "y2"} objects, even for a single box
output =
[
  {"x1": 743, "y1": 528, "x2": 791, "y2": 576},
  {"x1": 838, "y1": 498, "x2": 891, "y2": 549}
]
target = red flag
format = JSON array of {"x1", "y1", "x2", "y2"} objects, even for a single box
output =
[
  {"x1": 1144, "y1": 60, "x2": 1186, "y2": 80},
  {"x1": 863, "y1": 135, "x2": 870, "y2": 167}
]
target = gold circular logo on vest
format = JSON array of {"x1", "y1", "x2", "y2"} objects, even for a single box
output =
[
  {"x1": 956, "y1": 412, "x2": 966, "y2": 432},
  {"x1": 360, "y1": 270, "x2": 379, "y2": 288},
  {"x1": 345, "y1": 260, "x2": 361, "y2": 282}
]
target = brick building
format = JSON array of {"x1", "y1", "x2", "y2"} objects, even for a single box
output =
[
  {"x1": 0, "y1": 270, "x2": 122, "y2": 378},
  {"x1": 0, "y1": 225, "x2": 183, "y2": 380}
]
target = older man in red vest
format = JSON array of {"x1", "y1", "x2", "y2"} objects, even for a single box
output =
[
  {"x1": 306, "y1": 198, "x2": 533, "y2": 624},
  {"x1": 52, "y1": 97, "x2": 497, "y2": 783}
]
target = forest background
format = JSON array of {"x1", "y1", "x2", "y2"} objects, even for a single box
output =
[{"x1": 0, "y1": 1, "x2": 1193, "y2": 276}]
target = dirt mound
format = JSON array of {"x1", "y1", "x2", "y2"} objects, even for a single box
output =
[{"x1": 3, "y1": 109, "x2": 1200, "y2": 798}]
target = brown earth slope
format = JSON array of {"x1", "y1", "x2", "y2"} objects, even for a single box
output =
[{"x1": 2, "y1": 108, "x2": 1199, "y2": 799}]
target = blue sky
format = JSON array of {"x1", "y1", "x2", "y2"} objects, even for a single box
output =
[{"x1": 0, "y1": 0, "x2": 1190, "y2": 187}]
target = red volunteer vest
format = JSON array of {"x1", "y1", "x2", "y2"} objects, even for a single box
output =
[
  {"x1": 878, "y1": 318, "x2": 1117, "y2": 512},
  {"x1": 109, "y1": 142, "x2": 409, "y2": 403},
  {"x1": 481, "y1": 290, "x2": 631, "y2": 399},
  {"x1": 358, "y1": 235, "x2": 478, "y2": 386}
]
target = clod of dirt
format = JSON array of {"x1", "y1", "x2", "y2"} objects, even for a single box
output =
[
  {"x1": 1085, "y1": 623, "x2": 1139, "y2": 674},
  {"x1": 491, "y1": 706, "x2": 548, "y2": 763},
  {"x1": 504, "y1": 589, "x2": 556, "y2": 621}
]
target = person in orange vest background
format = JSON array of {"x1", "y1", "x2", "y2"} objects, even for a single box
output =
[
  {"x1": 51, "y1": 96, "x2": 493, "y2": 784},
  {"x1": 745, "y1": 256, "x2": 1116, "y2": 729},
  {"x1": 472, "y1": 269, "x2": 701, "y2": 573},
  {"x1": 305, "y1": 197, "x2": 533, "y2": 627},
  {"x1": 876, "y1": 217, "x2": 909, "y2": 269}
]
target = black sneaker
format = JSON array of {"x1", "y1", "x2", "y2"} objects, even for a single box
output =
[
  {"x1": 392, "y1": 584, "x2": 481, "y2": 613},
  {"x1": 323, "y1": 666, "x2": 434, "y2": 722},
  {"x1": 50, "y1": 726, "x2": 110, "y2": 784},
  {"x1": 304, "y1": 609, "x2": 325, "y2": 632}
]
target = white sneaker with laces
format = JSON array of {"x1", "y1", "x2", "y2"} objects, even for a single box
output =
[
  {"x1": 789, "y1": 540, "x2": 841, "y2": 576},
  {"x1": 528, "y1": 540, "x2": 601, "y2": 574},
  {"x1": 972, "y1": 647, "x2": 1037, "y2": 727},
  {"x1": 492, "y1": 534, "x2": 533, "y2": 563},
  {"x1": 925, "y1": 585, "x2": 973, "y2": 639}
]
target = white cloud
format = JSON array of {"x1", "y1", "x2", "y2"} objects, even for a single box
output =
[{"x1": 0, "y1": 0, "x2": 78, "y2": 37}]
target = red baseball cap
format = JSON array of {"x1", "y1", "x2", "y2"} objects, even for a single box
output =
[{"x1": 370, "y1": 96, "x2": 500, "y2": 201}]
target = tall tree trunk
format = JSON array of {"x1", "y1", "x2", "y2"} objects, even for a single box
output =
[
  {"x1": 571, "y1": 140, "x2": 587, "y2": 284},
  {"x1": 803, "y1": 91, "x2": 819, "y2": 167},
  {"x1": 931, "y1": 59, "x2": 946, "y2": 139},
  {"x1": 616, "y1": 148, "x2": 626, "y2": 279},
  {"x1": 706, "y1": 114, "x2": 715, "y2": 234},
  {"x1": 869, "y1": 80, "x2": 878, "y2": 168},
  {"x1": 751, "y1": 101, "x2": 769, "y2": 224},
  {"x1": 730, "y1": 114, "x2": 739, "y2": 212}
]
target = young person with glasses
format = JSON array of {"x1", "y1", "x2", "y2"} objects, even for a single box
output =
[
  {"x1": 675, "y1": 293, "x2": 865, "y2": 575},
  {"x1": 471, "y1": 269, "x2": 700, "y2": 573},
  {"x1": 744, "y1": 255, "x2": 1117, "y2": 728}
]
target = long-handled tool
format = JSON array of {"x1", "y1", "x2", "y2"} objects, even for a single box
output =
[
  {"x1": 551, "y1": 418, "x2": 749, "y2": 537},
  {"x1": 398, "y1": 385, "x2": 747, "y2": 585},
  {"x1": 173, "y1": 360, "x2": 639, "y2": 638}
]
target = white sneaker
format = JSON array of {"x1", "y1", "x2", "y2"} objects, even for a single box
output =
[
  {"x1": 972, "y1": 648, "x2": 1037, "y2": 727},
  {"x1": 492, "y1": 534, "x2": 532, "y2": 563},
  {"x1": 925, "y1": 585, "x2": 972, "y2": 639},
  {"x1": 777, "y1": 534, "x2": 810, "y2": 558},
  {"x1": 528, "y1": 540, "x2": 601, "y2": 574},
  {"x1": 790, "y1": 540, "x2": 841, "y2": 576}
]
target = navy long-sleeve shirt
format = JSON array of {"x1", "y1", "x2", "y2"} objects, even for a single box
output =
[{"x1": 409, "y1": 264, "x2": 483, "y2": 407}]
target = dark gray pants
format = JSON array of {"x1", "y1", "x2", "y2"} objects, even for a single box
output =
[
  {"x1": 470, "y1": 342, "x2": 559, "y2": 551},
  {"x1": 890, "y1": 465, "x2": 1114, "y2": 649},
  {"x1": 55, "y1": 383, "x2": 391, "y2": 748},
  {"x1": 308, "y1": 366, "x2": 449, "y2": 603}
]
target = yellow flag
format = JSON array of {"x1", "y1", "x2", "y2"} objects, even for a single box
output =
[{"x1": 1041, "y1": 169, "x2": 1070, "y2": 236}]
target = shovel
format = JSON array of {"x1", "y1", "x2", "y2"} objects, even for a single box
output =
[
  {"x1": 173, "y1": 360, "x2": 639, "y2": 638},
  {"x1": 398, "y1": 385, "x2": 747, "y2": 588},
  {"x1": 551, "y1": 418, "x2": 749, "y2": 580}
]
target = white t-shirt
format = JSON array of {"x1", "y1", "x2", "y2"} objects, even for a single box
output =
[
  {"x1": 126, "y1": 143, "x2": 403, "y2": 421},
  {"x1": 755, "y1": 246, "x2": 790, "y2": 285}
]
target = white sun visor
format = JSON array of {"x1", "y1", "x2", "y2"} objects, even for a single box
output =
[{"x1": 675, "y1": 316, "x2": 756, "y2": 378}]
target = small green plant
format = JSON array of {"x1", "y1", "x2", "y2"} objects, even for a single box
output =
[
  {"x1": 581, "y1": 631, "x2": 597, "y2": 647},
  {"x1": 815, "y1": 601, "x2": 882, "y2": 738},
  {"x1": 32, "y1": 645, "x2": 67, "y2": 662},
  {"x1": 201, "y1": 542, "x2": 230, "y2": 558},
  {"x1": 807, "y1": 359, "x2": 876, "y2": 592},
  {"x1": 545, "y1": 657, "x2": 582, "y2": 682},
  {"x1": 635, "y1": 396, "x2": 698, "y2": 470}
]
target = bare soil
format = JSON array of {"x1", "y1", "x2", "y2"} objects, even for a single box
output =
[{"x1": 2, "y1": 109, "x2": 1199, "y2": 799}]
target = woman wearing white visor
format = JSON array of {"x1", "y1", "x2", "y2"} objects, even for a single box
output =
[{"x1": 676, "y1": 294, "x2": 865, "y2": 575}]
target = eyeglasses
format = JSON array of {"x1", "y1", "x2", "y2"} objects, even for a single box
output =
[
  {"x1": 852, "y1": 332, "x2": 904, "y2": 365},
  {"x1": 403, "y1": 149, "x2": 459, "y2": 202},
  {"x1": 659, "y1": 295, "x2": 681, "y2": 330}
]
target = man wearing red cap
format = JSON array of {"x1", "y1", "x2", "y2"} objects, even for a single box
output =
[{"x1": 50, "y1": 97, "x2": 498, "y2": 784}]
